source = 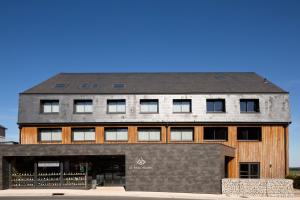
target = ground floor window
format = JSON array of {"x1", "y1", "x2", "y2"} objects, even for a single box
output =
[{"x1": 239, "y1": 162, "x2": 260, "y2": 178}]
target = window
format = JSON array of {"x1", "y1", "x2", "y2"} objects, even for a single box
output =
[
  {"x1": 240, "y1": 99, "x2": 260, "y2": 113},
  {"x1": 105, "y1": 128, "x2": 128, "y2": 141},
  {"x1": 72, "y1": 128, "x2": 95, "y2": 141},
  {"x1": 140, "y1": 99, "x2": 159, "y2": 113},
  {"x1": 138, "y1": 128, "x2": 161, "y2": 141},
  {"x1": 173, "y1": 99, "x2": 191, "y2": 113},
  {"x1": 107, "y1": 100, "x2": 126, "y2": 113},
  {"x1": 237, "y1": 127, "x2": 262, "y2": 141},
  {"x1": 170, "y1": 128, "x2": 193, "y2": 141},
  {"x1": 39, "y1": 129, "x2": 62, "y2": 142},
  {"x1": 54, "y1": 83, "x2": 65, "y2": 88},
  {"x1": 207, "y1": 99, "x2": 225, "y2": 112},
  {"x1": 113, "y1": 83, "x2": 125, "y2": 89},
  {"x1": 74, "y1": 100, "x2": 93, "y2": 113},
  {"x1": 204, "y1": 127, "x2": 228, "y2": 140},
  {"x1": 41, "y1": 100, "x2": 59, "y2": 113},
  {"x1": 239, "y1": 163, "x2": 260, "y2": 178}
]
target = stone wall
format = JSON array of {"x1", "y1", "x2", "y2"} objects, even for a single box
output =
[
  {"x1": 222, "y1": 178, "x2": 294, "y2": 197},
  {"x1": 0, "y1": 144, "x2": 234, "y2": 193}
]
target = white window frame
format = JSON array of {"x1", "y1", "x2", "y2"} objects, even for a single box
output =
[
  {"x1": 39, "y1": 129, "x2": 62, "y2": 142},
  {"x1": 41, "y1": 100, "x2": 59, "y2": 113},
  {"x1": 107, "y1": 100, "x2": 126, "y2": 113},
  {"x1": 170, "y1": 128, "x2": 193, "y2": 141},
  {"x1": 140, "y1": 100, "x2": 159, "y2": 113},
  {"x1": 72, "y1": 128, "x2": 95, "y2": 141},
  {"x1": 138, "y1": 128, "x2": 161, "y2": 141},
  {"x1": 74, "y1": 100, "x2": 93, "y2": 113},
  {"x1": 105, "y1": 128, "x2": 128, "y2": 141},
  {"x1": 173, "y1": 100, "x2": 191, "y2": 113}
]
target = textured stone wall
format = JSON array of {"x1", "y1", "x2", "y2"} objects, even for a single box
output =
[
  {"x1": 222, "y1": 178, "x2": 294, "y2": 197},
  {"x1": 0, "y1": 144, "x2": 234, "y2": 193}
]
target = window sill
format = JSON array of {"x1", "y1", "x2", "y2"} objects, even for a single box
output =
[
  {"x1": 240, "y1": 112, "x2": 260, "y2": 114},
  {"x1": 40, "y1": 113, "x2": 60, "y2": 115},
  {"x1": 72, "y1": 140, "x2": 96, "y2": 142},
  {"x1": 173, "y1": 112, "x2": 192, "y2": 114},
  {"x1": 206, "y1": 111, "x2": 226, "y2": 114},
  {"x1": 107, "y1": 112, "x2": 126, "y2": 114},
  {"x1": 140, "y1": 112, "x2": 159, "y2": 114},
  {"x1": 73, "y1": 112, "x2": 93, "y2": 114},
  {"x1": 39, "y1": 141, "x2": 62, "y2": 143}
]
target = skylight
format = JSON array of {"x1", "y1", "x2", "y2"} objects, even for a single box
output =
[
  {"x1": 113, "y1": 83, "x2": 125, "y2": 89},
  {"x1": 54, "y1": 83, "x2": 65, "y2": 88}
]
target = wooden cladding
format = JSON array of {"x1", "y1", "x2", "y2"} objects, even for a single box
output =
[{"x1": 20, "y1": 124, "x2": 288, "y2": 179}]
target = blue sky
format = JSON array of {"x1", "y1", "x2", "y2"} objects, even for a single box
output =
[{"x1": 0, "y1": 0, "x2": 299, "y2": 166}]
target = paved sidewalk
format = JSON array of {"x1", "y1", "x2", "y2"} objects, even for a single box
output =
[{"x1": 0, "y1": 187, "x2": 299, "y2": 200}]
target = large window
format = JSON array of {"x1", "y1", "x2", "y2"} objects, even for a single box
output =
[
  {"x1": 173, "y1": 99, "x2": 191, "y2": 113},
  {"x1": 74, "y1": 100, "x2": 93, "y2": 113},
  {"x1": 138, "y1": 128, "x2": 161, "y2": 141},
  {"x1": 140, "y1": 99, "x2": 159, "y2": 113},
  {"x1": 204, "y1": 127, "x2": 228, "y2": 140},
  {"x1": 237, "y1": 127, "x2": 262, "y2": 141},
  {"x1": 41, "y1": 100, "x2": 59, "y2": 113},
  {"x1": 206, "y1": 99, "x2": 225, "y2": 112},
  {"x1": 170, "y1": 128, "x2": 193, "y2": 141},
  {"x1": 105, "y1": 128, "x2": 128, "y2": 141},
  {"x1": 240, "y1": 99, "x2": 260, "y2": 113},
  {"x1": 107, "y1": 99, "x2": 126, "y2": 113},
  {"x1": 72, "y1": 128, "x2": 95, "y2": 141},
  {"x1": 39, "y1": 129, "x2": 62, "y2": 142},
  {"x1": 239, "y1": 162, "x2": 260, "y2": 178}
]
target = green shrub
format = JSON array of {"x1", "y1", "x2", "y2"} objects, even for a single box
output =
[{"x1": 286, "y1": 175, "x2": 300, "y2": 189}]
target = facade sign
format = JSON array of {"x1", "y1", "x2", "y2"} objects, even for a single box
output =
[
  {"x1": 129, "y1": 156, "x2": 153, "y2": 170},
  {"x1": 38, "y1": 161, "x2": 60, "y2": 167}
]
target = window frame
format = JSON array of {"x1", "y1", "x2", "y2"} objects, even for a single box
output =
[
  {"x1": 140, "y1": 99, "x2": 159, "y2": 114},
  {"x1": 206, "y1": 99, "x2": 226, "y2": 113},
  {"x1": 172, "y1": 99, "x2": 192, "y2": 113},
  {"x1": 40, "y1": 100, "x2": 60, "y2": 114},
  {"x1": 74, "y1": 99, "x2": 93, "y2": 114},
  {"x1": 72, "y1": 128, "x2": 96, "y2": 142},
  {"x1": 240, "y1": 99, "x2": 260, "y2": 113},
  {"x1": 170, "y1": 127, "x2": 194, "y2": 142},
  {"x1": 239, "y1": 162, "x2": 260, "y2": 179},
  {"x1": 237, "y1": 127, "x2": 262, "y2": 141},
  {"x1": 104, "y1": 128, "x2": 128, "y2": 141},
  {"x1": 203, "y1": 127, "x2": 228, "y2": 141},
  {"x1": 38, "y1": 128, "x2": 62, "y2": 142},
  {"x1": 107, "y1": 99, "x2": 126, "y2": 114},
  {"x1": 137, "y1": 127, "x2": 161, "y2": 142}
]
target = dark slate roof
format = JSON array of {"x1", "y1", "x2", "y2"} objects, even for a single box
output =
[{"x1": 21, "y1": 72, "x2": 287, "y2": 94}]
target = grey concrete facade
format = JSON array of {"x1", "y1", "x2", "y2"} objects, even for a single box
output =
[
  {"x1": 18, "y1": 94, "x2": 291, "y2": 124},
  {"x1": 0, "y1": 143, "x2": 234, "y2": 193}
]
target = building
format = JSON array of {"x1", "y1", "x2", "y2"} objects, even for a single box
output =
[
  {"x1": 0, "y1": 72, "x2": 291, "y2": 193},
  {"x1": 0, "y1": 125, "x2": 6, "y2": 142}
]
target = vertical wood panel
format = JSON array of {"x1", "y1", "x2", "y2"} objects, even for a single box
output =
[{"x1": 19, "y1": 124, "x2": 287, "y2": 179}]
